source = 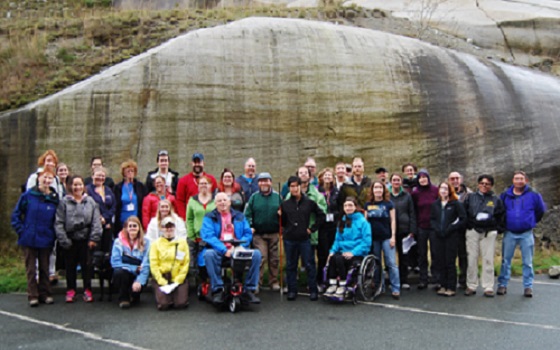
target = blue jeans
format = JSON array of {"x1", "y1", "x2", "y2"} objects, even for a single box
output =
[
  {"x1": 284, "y1": 239, "x2": 318, "y2": 294},
  {"x1": 203, "y1": 249, "x2": 262, "y2": 293},
  {"x1": 498, "y1": 231, "x2": 534, "y2": 288},
  {"x1": 373, "y1": 239, "x2": 400, "y2": 293}
]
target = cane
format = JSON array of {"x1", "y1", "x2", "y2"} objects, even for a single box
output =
[{"x1": 278, "y1": 182, "x2": 284, "y2": 299}]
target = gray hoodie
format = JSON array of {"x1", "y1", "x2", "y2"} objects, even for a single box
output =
[{"x1": 55, "y1": 194, "x2": 102, "y2": 248}]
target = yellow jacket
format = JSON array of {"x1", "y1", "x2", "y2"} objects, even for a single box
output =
[{"x1": 149, "y1": 237, "x2": 190, "y2": 286}]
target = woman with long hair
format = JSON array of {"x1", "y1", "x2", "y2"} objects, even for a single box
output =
[
  {"x1": 430, "y1": 182, "x2": 466, "y2": 297},
  {"x1": 111, "y1": 216, "x2": 151, "y2": 309},
  {"x1": 389, "y1": 173, "x2": 417, "y2": 290},
  {"x1": 145, "y1": 199, "x2": 186, "y2": 241},
  {"x1": 56, "y1": 163, "x2": 70, "y2": 196},
  {"x1": 11, "y1": 169, "x2": 60, "y2": 306},
  {"x1": 55, "y1": 175, "x2": 102, "y2": 303},
  {"x1": 114, "y1": 160, "x2": 147, "y2": 236},
  {"x1": 86, "y1": 166, "x2": 116, "y2": 254},
  {"x1": 142, "y1": 175, "x2": 177, "y2": 230},
  {"x1": 324, "y1": 197, "x2": 371, "y2": 298},
  {"x1": 317, "y1": 167, "x2": 340, "y2": 290},
  {"x1": 217, "y1": 168, "x2": 245, "y2": 212},
  {"x1": 365, "y1": 181, "x2": 401, "y2": 299}
]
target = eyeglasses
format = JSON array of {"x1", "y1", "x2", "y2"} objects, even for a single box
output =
[{"x1": 478, "y1": 182, "x2": 492, "y2": 186}]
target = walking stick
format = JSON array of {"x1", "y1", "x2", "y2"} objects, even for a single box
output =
[{"x1": 278, "y1": 182, "x2": 284, "y2": 299}]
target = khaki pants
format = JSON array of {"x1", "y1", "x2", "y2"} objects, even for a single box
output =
[
  {"x1": 252, "y1": 233, "x2": 279, "y2": 287},
  {"x1": 152, "y1": 274, "x2": 188, "y2": 310},
  {"x1": 466, "y1": 229, "x2": 497, "y2": 292}
]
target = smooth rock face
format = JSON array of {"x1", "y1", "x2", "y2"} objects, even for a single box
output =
[{"x1": 1, "y1": 18, "x2": 560, "y2": 237}]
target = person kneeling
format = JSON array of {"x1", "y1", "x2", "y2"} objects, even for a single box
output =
[
  {"x1": 149, "y1": 217, "x2": 190, "y2": 310},
  {"x1": 325, "y1": 197, "x2": 371, "y2": 298},
  {"x1": 201, "y1": 192, "x2": 262, "y2": 305},
  {"x1": 111, "y1": 216, "x2": 150, "y2": 309}
]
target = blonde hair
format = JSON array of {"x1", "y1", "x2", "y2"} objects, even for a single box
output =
[
  {"x1": 120, "y1": 159, "x2": 138, "y2": 178},
  {"x1": 156, "y1": 199, "x2": 176, "y2": 225}
]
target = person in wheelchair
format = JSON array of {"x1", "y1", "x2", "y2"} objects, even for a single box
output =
[
  {"x1": 201, "y1": 192, "x2": 262, "y2": 305},
  {"x1": 325, "y1": 197, "x2": 371, "y2": 298}
]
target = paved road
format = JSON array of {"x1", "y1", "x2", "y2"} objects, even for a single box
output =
[{"x1": 1, "y1": 277, "x2": 559, "y2": 350}]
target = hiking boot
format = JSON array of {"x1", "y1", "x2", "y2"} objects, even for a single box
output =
[
  {"x1": 324, "y1": 285, "x2": 337, "y2": 296},
  {"x1": 392, "y1": 292, "x2": 400, "y2": 300},
  {"x1": 212, "y1": 289, "x2": 225, "y2": 304},
  {"x1": 464, "y1": 288, "x2": 476, "y2": 296},
  {"x1": 119, "y1": 301, "x2": 130, "y2": 309},
  {"x1": 243, "y1": 290, "x2": 261, "y2": 304},
  {"x1": 65, "y1": 290, "x2": 76, "y2": 303},
  {"x1": 497, "y1": 286, "x2": 507, "y2": 295},
  {"x1": 83, "y1": 289, "x2": 94, "y2": 303},
  {"x1": 29, "y1": 299, "x2": 39, "y2": 307},
  {"x1": 484, "y1": 290, "x2": 495, "y2": 298},
  {"x1": 437, "y1": 287, "x2": 447, "y2": 296},
  {"x1": 524, "y1": 288, "x2": 533, "y2": 298}
]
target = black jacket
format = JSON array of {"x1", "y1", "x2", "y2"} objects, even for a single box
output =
[
  {"x1": 430, "y1": 200, "x2": 466, "y2": 238},
  {"x1": 464, "y1": 191, "x2": 505, "y2": 233},
  {"x1": 281, "y1": 194, "x2": 325, "y2": 241},
  {"x1": 390, "y1": 190, "x2": 417, "y2": 236},
  {"x1": 113, "y1": 179, "x2": 147, "y2": 236},
  {"x1": 145, "y1": 168, "x2": 179, "y2": 194}
]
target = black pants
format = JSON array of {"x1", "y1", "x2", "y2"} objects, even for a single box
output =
[
  {"x1": 433, "y1": 233, "x2": 458, "y2": 291},
  {"x1": 417, "y1": 228, "x2": 439, "y2": 284},
  {"x1": 457, "y1": 228, "x2": 468, "y2": 285},
  {"x1": 112, "y1": 268, "x2": 141, "y2": 302},
  {"x1": 396, "y1": 232, "x2": 410, "y2": 284},
  {"x1": 65, "y1": 240, "x2": 92, "y2": 291},
  {"x1": 317, "y1": 223, "x2": 337, "y2": 285},
  {"x1": 327, "y1": 254, "x2": 362, "y2": 281}
]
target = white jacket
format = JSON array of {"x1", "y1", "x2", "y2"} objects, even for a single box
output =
[{"x1": 145, "y1": 213, "x2": 186, "y2": 242}]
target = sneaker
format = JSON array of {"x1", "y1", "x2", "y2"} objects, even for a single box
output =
[
  {"x1": 334, "y1": 286, "x2": 346, "y2": 298},
  {"x1": 271, "y1": 283, "x2": 281, "y2": 292},
  {"x1": 44, "y1": 296, "x2": 54, "y2": 305},
  {"x1": 212, "y1": 289, "x2": 225, "y2": 304},
  {"x1": 464, "y1": 288, "x2": 476, "y2": 296},
  {"x1": 444, "y1": 290, "x2": 456, "y2": 297},
  {"x1": 324, "y1": 285, "x2": 337, "y2": 296},
  {"x1": 392, "y1": 292, "x2": 400, "y2": 300},
  {"x1": 497, "y1": 286, "x2": 507, "y2": 295},
  {"x1": 243, "y1": 290, "x2": 261, "y2": 304},
  {"x1": 83, "y1": 289, "x2": 94, "y2": 303},
  {"x1": 119, "y1": 301, "x2": 130, "y2": 309},
  {"x1": 401, "y1": 283, "x2": 411, "y2": 290},
  {"x1": 524, "y1": 288, "x2": 533, "y2": 298},
  {"x1": 437, "y1": 287, "x2": 447, "y2": 296},
  {"x1": 65, "y1": 290, "x2": 76, "y2": 303},
  {"x1": 484, "y1": 290, "x2": 495, "y2": 298},
  {"x1": 29, "y1": 299, "x2": 39, "y2": 307}
]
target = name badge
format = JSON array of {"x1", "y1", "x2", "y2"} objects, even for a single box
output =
[
  {"x1": 126, "y1": 203, "x2": 135, "y2": 211},
  {"x1": 326, "y1": 213, "x2": 334, "y2": 222},
  {"x1": 224, "y1": 233, "x2": 233, "y2": 241},
  {"x1": 476, "y1": 212, "x2": 490, "y2": 221},
  {"x1": 176, "y1": 251, "x2": 185, "y2": 260}
]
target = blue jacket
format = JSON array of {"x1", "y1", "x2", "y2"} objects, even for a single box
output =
[
  {"x1": 500, "y1": 185, "x2": 546, "y2": 233},
  {"x1": 236, "y1": 175, "x2": 259, "y2": 202},
  {"x1": 110, "y1": 232, "x2": 151, "y2": 285},
  {"x1": 199, "y1": 209, "x2": 253, "y2": 266},
  {"x1": 11, "y1": 188, "x2": 60, "y2": 248},
  {"x1": 330, "y1": 212, "x2": 371, "y2": 257}
]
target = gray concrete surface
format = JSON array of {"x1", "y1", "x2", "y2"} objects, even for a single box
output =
[{"x1": 1, "y1": 276, "x2": 559, "y2": 350}]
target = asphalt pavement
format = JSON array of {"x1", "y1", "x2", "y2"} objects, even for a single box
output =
[{"x1": 1, "y1": 276, "x2": 559, "y2": 350}]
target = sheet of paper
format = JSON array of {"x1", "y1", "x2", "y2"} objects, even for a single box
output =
[
  {"x1": 402, "y1": 235, "x2": 417, "y2": 254},
  {"x1": 159, "y1": 282, "x2": 179, "y2": 294}
]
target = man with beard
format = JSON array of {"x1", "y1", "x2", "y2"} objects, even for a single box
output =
[
  {"x1": 244, "y1": 172, "x2": 282, "y2": 291},
  {"x1": 448, "y1": 171, "x2": 471, "y2": 289},
  {"x1": 145, "y1": 150, "x2": 180, "y2": 195},
  {"x1": 304, "y1": 157, "x2": 319, "y2": 188},
  {"x1": 236, "y1": 158, "x2": 259, "y2": 202},
  {"x1": 176, "y1": 153, "x2": 218, "y2": 220},
  {"x1": 338, "y1": 157, "x2": 372, "y2": 210}
]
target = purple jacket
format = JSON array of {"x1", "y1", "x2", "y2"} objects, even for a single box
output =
[
  {"x1": 412, "y1": 184, "x2": 439, "y2": 229},
  {"x1": 500, "y1": 185, "x2": 546, "y2": 233}
]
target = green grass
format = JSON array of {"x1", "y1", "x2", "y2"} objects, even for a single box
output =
[{"x1": 0, "y1": 249, "x2": 27, "y2": 293}]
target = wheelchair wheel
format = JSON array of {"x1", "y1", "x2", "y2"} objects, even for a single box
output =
[
  {"x1": 229, "y1": 297, "x2": 240, "y2": 313},
  {"x1": 357, "y1": 255, "x2": 382, "y2": 302}
]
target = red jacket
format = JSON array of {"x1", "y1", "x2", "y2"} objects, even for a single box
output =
[
  {"x1": 176, "y1": 172, "x2": 218, "y2": 220},
  {"x1": 141, "y1": 192, "x2": 176, "y2": 229}
]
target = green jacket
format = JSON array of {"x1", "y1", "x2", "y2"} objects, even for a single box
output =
[
  {"x1": 285, "y1": 185, "x2": 327, "y2": 245},
  {"x1": 186, "y1": 195, "x2": 216, "y2": 241},
  {"x1": 244, "y1": 190, "x2": 282, "y2": 234}
]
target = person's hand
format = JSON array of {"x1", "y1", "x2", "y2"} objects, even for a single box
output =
[
  {"x1": 251, "y1": 228, "x2": 256, "y2": 234},
  {"x1": 225, "y1": 249, "x2": 232, "y2": 258},
  {"x1": 88, "y1": 241, "x2": 97, "y2": 249},
  {"x1": 389, "y1": 237, "x2": 396, "y2": 248},
  {"x1": 408, "y1": 233, "x2": 414, "y2": 238},
  {"x1": 307, "y1": 228, "x2": 312, "y2": 235},
  {"x1": 342, "y1": 252, "x2": 354, "y2": 259},
  {"x1": 132, "y1": 282, "x2": 141, "y2": 292}
]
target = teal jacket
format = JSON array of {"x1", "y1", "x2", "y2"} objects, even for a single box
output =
[{"x1": 330, "y1": 212, "x2": 371, "y2": 257}]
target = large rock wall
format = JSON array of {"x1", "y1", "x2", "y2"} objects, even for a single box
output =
[{"x1": 1, "y1": 17, "x2": 560, "y2": 238}]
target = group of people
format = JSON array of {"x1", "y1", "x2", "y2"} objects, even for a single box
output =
[{"x1": 11, "y1": 150, "x2": 546, "y2": 310}]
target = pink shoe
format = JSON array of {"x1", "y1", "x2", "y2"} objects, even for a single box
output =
[
  {"x1": 65, "y1": 289, "x2": 76, "y2": 303},
  {"x1": 83, "y1": 289, "x2": 94, "y2": 303}
]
